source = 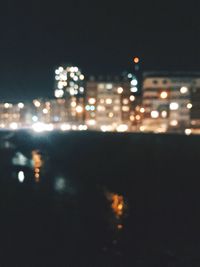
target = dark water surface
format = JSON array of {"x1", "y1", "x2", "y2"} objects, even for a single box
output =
[{"x1": 0, "y1": 131, "x2": 200, "y2": 266}]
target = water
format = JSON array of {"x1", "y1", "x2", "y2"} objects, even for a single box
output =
[{"x1": 0, "y1": 131, "x2": 200, "y2": 266}]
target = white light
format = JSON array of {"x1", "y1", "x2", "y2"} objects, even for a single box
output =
[
  {"x1": 79, "y1": 87, "x2": 84, "y2": 93},
  {"x1": 161, "y1": 111, "x2": 167, "y2": 118},
  {"x1": 32, "y1": 116, "x2": 38, "y2": 122},
  {"x1": 80, "y1": 74, "x2": 84, "y2": 80},
  {"x1": 61, "y1": 124, "x2": 71, "y2": 131},
  {"x1": 71, "y1": 101, "x2": 77, "y2": 108},
  {"x1": 140, "y1": 107, "x2": 145, "y2": 113},
  {"x1": 130, "y1": 95, "x2": 135, "y2": 101},
  {"x1": 180, "y1": 86, "x2": 188, "y2": 94},
  {"x1": 131, "y1": 79, "x2": 138, "y2": 86},
  {"x1": 170, "y1": 102, "x2": 179, "y2": 111},
  {"x1": 58, "y1": 81, "x2": 64, "y2": 89},
  {"x1": 187, "y1": 103, "x2": 192, "y2": 109},
  {"x1": 4, "y1": 103, "x2": 10, "y2": 109},
  {"x1": 18, "y1": 171, "x2": 25, "y2": 183},
  {"x1": 76, "y1": 105, "x2": 83, "y2": 113},
  {"x1": 78, "y1": 125, "x2": 88, "y2": 131},
  {"x1": 116, "y1": 124, "x2": 128, "y2": 132},
  {"x1": 10, "y1": 122, "x2": 18, "y2": 130},
  {"x1": 55, "y1": 89, "x2": 64, "y2": 98},
  {"x1": 151, "y1": 111, "x2": 159, "y2": 119},
  {"x1": 130, "y1": 87, "x2": 138, "y2": 93},
  {"x1": 128, "y1": 73, "x2": 133, "y2": 78},
  {"x1": 117, "y1": 87, "x2": 123, "y2": 94},
  {"x1": 43, "y1": 108, "x2": 48, "y2": 114},
  {"x1": 18, "y1": 102, "x2": 24, "y2": 109},
  {"x1": 72, "y1": 125, "x2": 77, "y2": 131},
  {"x1": 73, "y1": 76, "x2": 78, "y2": 81},
  {"x1": 101, "y1": 125, "x2": 108, "y2": 132},
  {"x1": 106, "y1": 84, "x2": 112, "y2": 90},
  {"x1": 34, "y1": 100, "x2": 41, "y2": 108},
  {"x1": 55, "y1": 69, "x2": 60, "y2": 75},
  {"x1": 74, "y1": 67, "x2": 79, "y2": 72},
  {"x1": 88, "y1": 98, "x2": 96, "y2": 105},
  {"x1": 106, "y1": 98, "x2": 112, "y2": 105},
  {"x1": 32, "y1": 122, "x2": 46, "y2": 133},
  {"x1": 185, "y1": 129, "x2": 192, "y2": 135},
  {"x1": 170, "y1": 120, "x2": 178, "y2": 127},
  {"x1": 87, "y1": 120, "x2": 96, "y2": 126},
  {"x1": 58, "y1": 67, "x2": 64, "y2": 72}
]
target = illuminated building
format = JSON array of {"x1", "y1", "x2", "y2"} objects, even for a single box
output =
[
  {"x1": 141, "y1": 72, "x2": 197, "y2": 133},
  {"x1": 54, "y1": 65, "x2": 85, "y2": 98},
  {"x1": 85, "y1": 77, "x2": 132, "y2": 131}
]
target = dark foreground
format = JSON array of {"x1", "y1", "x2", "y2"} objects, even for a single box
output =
[{"x1": 0, "y1": 131, "x2": 200, "y2": 266}]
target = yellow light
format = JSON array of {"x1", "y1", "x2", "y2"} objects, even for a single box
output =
[
  {"x1": 130, "y1": 115, "x2": 135, "y2": 121},
  {"x1": 130, "y1": 95, "x2": 135, "y2": 101},
  {"x1": 185, "y1": 129, "x2": 192, "y2": 135},
  {"x1": 106, "y1": 98, "x2": 112, "y2": 105},
  {"x1": 136, "y1": 115, "x2": 141, "y2": 121},
  {"x1": 140, "y1": 107, "x2": 145, "y2": 113},
  {"x1": 71, "y1": 101, "x2": 77, "y2": 108},
  {"x1": 187, "y1": 103, "x2": 192, "y2": 109},
  {"x1": 108, "y1": 112, "x2": 114, "y2": 118},
  {"x1": 117, "y1": 87, "x2": 123, "y2": 94},
  {"x1": 122, "y1": 106, "x2": 130, "y2": 112},
  {"x1": 133, "y1": 57, "x2": 139, "y2": 64},
  {"x1": 170, "y1": 120, "x2": 178, "y2": 126},
  {"x1": 123, "y1": 99, "x2": 129, "y2": 105},
  {"x1": 76, "y1": 105, "x2": 83, "y2": 113},
  {"x1": 116, "y1": 124, "x2": 128, "y2": 132},
  {"x1": 160, "y1": 91, "x2": 168, "y2": 99}
]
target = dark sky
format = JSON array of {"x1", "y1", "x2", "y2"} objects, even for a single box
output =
[{"x1": 0, "y1": 0, "x2": 200, "y2": 100}]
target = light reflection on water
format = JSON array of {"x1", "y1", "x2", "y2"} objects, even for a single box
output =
[{"x1": 32, "y1": 150, "x2": 43, "y2": 183}]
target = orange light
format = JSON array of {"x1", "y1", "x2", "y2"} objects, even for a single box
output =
[{"x1": 133, "y1": 57, "x2": 139, "y2": 64}]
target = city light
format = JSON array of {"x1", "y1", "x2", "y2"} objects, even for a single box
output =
[
  {"x1": 117, "y1": 87, "x2": 123, "y2": 94},
  {"x1": 160, "y1": 91, "x2": 168, "y2": 99},
  {"x1": 180, "y1": 86, "x2": 188, "y2": 94},
  {"x1": 61, "y1": 124, "x2": 71, "y2": 131},
  {"x1": 133, "y1": 57, "x2": 140, "y2": 64},
  {"x1": 187, "y1": 103, "x2": 192, "y2": 109},
  {"x1": 170, "y1": 120, "x2": 178, "y2": 127},
  {"x1": 10, "y1": 122, "x2": 18, "y2": 130},
  {"x1": 18, "y1": 171, "x2": 25, "y2": 183},
  {"x1": 170, "y1": 102, "x2": 179, "y2": 110},
  {"x1": 185, "y1": 128, "x2": 192, "y2": 135},
  {"x1": 131, "y1": 79, "x2": 138, "y2": 86},
  {"x1": 32, "y1": 122, "x2": 46, "y2": 133},
  {"x1": 130, "y1": 87, "x2": 138, "y2": 93},
  {"x1": 116, "y1": 124, "x2": 128, "y2": 132},
  {"x1": 151, "y1": 111, "x2": 159, "y2": 119},
  {"x1": 18, "y1": 103, "x2": 24, "y2": 109}
]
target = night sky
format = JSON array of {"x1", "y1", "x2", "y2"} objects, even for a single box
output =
[{"x1": 0, "y1": 0, "x2": 200, "y2": 100}]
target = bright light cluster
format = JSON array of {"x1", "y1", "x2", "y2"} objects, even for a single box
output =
[{"x1": 54, "y1": 66, "x2": 85, "y2": 98}]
